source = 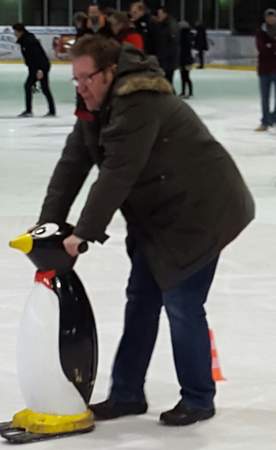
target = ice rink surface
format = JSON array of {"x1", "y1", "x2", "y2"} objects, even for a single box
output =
[{"x1": 0, "y1": 63, "x2": 276, "y2": 449}]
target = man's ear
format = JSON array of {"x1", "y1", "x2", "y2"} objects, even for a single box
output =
[
  {"x1": 103, "y1": 65, "x2": 116, "y2": 84},
  {"x1": 110, "y1": 64, "x2": 118, "y2": 75}
]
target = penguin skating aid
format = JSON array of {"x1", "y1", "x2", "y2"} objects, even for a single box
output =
[{"x1": 0, "y1": 223, "x2": 98, "y2": 444}]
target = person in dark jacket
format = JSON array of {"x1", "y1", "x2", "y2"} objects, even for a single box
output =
[
  {"x1": 129, "y1": 1, "x2": 158, "y2": 56},
  {"x1": 155, "y1": 7, "x2": 180, "y2": 84},
  {"x1": 73, "y1": 11, "x2": 89, "y2": 39},
  {"x1": 12, "y1": 23, "x2": 56, "y2": 117},
  {"x1": 194, "y1": 22, "x2": 208, "y2": 69},
  {"x1": 109, "y1": 11, "x2": 144, "y2": 50},
  {"x1": 179, "y1": 20, "x2": 194, "y2": 97},
  {"x1": 37, "y1": 35, "x2": 255, "y2": 426},
  {"x1": 255, "y1": 8, "x2": 276, "y2": 131},
  {"x1": 86, "y1": 4, "x2": 112, "y2": 38}
]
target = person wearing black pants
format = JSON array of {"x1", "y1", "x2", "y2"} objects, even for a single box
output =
[
  {"x1": 13, "y1": 23, "x2": 56, "y2": 117},
  {"x1": 180, "y1": 68, "x2": 193, "y2": 97},
  {"x1": 155, "y1": 7, "x2": 180, "y2": 87},
  {"x1": 179, "y1": 21, "x2": 194, "y2": 98},
  {"x1": 24, "y1": 70, "x2": 56, "y2": 117},
  {"x1": 194, "y1": 23, "x2": 208, "y2": 69},
  {"x1": 197, "y1": 49, "x2": 204, "y2": 69},
  {"x1": 164, "y1": 69, "x2": 175, "y2": 84}
]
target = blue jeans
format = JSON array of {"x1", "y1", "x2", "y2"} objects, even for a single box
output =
[
  {"x1": 259, "y1": 73, "x2": 276, "y2": 127},
  {"x1": 110, "y1": 236, "x2": 218, "y2": 409}
]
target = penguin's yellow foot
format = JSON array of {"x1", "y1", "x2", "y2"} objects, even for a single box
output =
[{"x1": 12, "y1": 408, "x2": 94, "y2": 434}]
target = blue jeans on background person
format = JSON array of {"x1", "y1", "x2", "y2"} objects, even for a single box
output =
[
  {"x1": 110, "y1": 234, "x2": 219, "y2": 410},
  {"x1": 259, "y1": 73, "x2": 276, "y2": 127}
]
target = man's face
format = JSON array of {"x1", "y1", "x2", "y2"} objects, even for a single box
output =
[
  {"x1": 157, "y1": 9, "x2": 167, "y2": 22},
  {"x1": 266, "y1": 14, "x2": 276, "y2": 26},
  {"x1": 14, "y1": 30, "x2": 22, "y2": 39},
  {"x1": 129, "y1": 4, "x2": 143, "y2": 21},
  {"x1": 72, "y1": 55, "x2": 115, "y2": 111},
  {"x1": 109, "y1": 18, "x2": 122, "y2": 35},
  {"x1": 88, "y1": 5, "x2": 100, "y2": 18}
]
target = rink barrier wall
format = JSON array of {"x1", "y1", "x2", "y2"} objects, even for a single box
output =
[
  {"x1": 0, "y1": 26, "x2": 257, "y2": 69},
  {"x1": 0, "y1": 59, "x2": 257, "y2": 71}
]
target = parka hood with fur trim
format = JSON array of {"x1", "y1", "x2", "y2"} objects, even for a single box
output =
[{"x1": 113, "y1": 44, "x2": 173, "y2": 96}]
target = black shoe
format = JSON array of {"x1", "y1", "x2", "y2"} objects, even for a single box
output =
[
  {"x1": 43, "y1": 112, "x2": 56, "y2": 117},
  {"x1": 17, "y1": 111, "x2": 33, "y2": 118},
  {"x1": 89, "y1": 398, "x2": 148, "y2": 420},
  {"x1": 160, "y1": 400, "x2": 215, "y2": 426}
]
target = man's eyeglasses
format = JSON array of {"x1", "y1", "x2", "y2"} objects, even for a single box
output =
[{"x1": 72, "y1": 69, "x2": 102, "y2": 87}]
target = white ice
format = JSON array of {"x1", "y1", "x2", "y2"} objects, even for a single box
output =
[{"x1": 0, "y1": 63, "x2": 276, "y2": 449}]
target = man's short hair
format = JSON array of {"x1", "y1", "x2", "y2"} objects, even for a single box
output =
[
  {"x1": 110, "y1": 11, "x2": 130, "y2": 27},
  {"x1": 73, "y1": 11, "x2": 88, "y2": 22},
  {"x1": 101, "y1": 7, "x2": 115, "y2": 17},
  {"x1": 12, "y1": 23, "x2": 25, "y2": 32},
  {"x1": 70, "y1": 35, "x2": 121, "y2": 70}
]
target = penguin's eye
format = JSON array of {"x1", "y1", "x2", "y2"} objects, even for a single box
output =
[{"x1": 33, "y1": 223, "x2": 59, "y2": 239}]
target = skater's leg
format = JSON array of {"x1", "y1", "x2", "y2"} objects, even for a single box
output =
[
  {"x1": 259, "y1": 74, "x2": 272, "y2": 127},
  {"x1": 165, "y1": 69, "x2": 174, "y2": 84},
  {"x1": 162, "y1": 257, "x2": 219, "y2": 410},
  {"x1": 24, "y1": 72, "x2": 36, "y2": 113},
  {"x1": 40, "y1": 70, "x2": 56, "y2": 115},
  {"x1": 272, "y1": 74, "x2": 276, "y2": 125},
  {"x1": 198, "y1": 50, "x2": 204, "y2": 68},
  {"x1": 110, "y1": 233, "x2": 163, "y2": 403},
  {"x1": 187, "y1": 70, "x2": 193, "y2": 97},
  {"x1": 180, "y1": 68, "x2": 187, "y2": 96}
]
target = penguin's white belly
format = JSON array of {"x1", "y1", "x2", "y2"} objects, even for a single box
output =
[{"x1": 17, "y1": 282, "x2": 86, "y2": 415}]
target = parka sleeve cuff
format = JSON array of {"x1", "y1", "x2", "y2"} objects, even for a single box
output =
[{"x1": 74, "y1": 224, "x2": 109, "y2": 244}]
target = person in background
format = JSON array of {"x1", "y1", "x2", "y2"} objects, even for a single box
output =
[
  {"x1": 109, "y1": 11, "x2": 144, "y2": 50},
  {"x1": 129, "y1": 1, "x2": 158, "y2": 56},
  {"x1": 12, "y1": 23, "x2": 56, "y2": 118},
  {"x1": 194, "y1": 22, "x2": 208, "y2": 69},
  {"x1": 73, "y1": 11, "x2": 89, "y2": 39},
  {"x1": 155, "y1": 7, "x2": 180, "y2": 84},
  {"x1": 74, "y1": 4, "x2": 112, "y2": 121},
  {"x1": 100, "y1": 6, "x2": 116, "y2": 19},
  {"x1": 179, "y1": 20, "x2": 194, "y2": 98},
  {"x1": 87, "y1": 4, "x2": 112, "y2": 37},
  {"x1": 36, "y1": 35, "x2": 255, "y2": 426},
  {"x1": 73, "y1": 11, "x2": 92, "y2": 121},
  {"x1": 255, "y1": 8, "x2": 276, "y2": 132}
]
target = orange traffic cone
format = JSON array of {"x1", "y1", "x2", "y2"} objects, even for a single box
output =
[{"x1": 209, "y1": 329, "x2": 225, "y2": 382}]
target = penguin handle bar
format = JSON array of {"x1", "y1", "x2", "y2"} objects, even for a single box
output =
[{"x1": 78, "y1": 241, "x2": 89, "y2": 254}]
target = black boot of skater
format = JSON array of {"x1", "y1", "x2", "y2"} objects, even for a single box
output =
[
  {"x1": 160, "y1": 400, "x2": 215, "y2": 426},
  {"x1": 89, "y1": 398, "x2": 148, "y2": 420}
]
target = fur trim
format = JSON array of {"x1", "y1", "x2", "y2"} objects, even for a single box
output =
[{"x1": 116, "y1": 75, "x2": 173, "y2": 96}]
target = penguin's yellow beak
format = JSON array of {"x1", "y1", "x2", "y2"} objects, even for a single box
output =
[{"x1": 9, "y1": 233, "x2": 33, "y2": 254}]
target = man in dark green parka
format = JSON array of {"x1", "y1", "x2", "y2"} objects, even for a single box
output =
[{"x1": 38, "y1": 35, "x2": 255, "y2": 426}]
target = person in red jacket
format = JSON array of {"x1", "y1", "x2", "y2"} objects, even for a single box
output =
[
  {"x1": 255, "y1": 8, "x2": 276, "y2": 131},
  {"x1": 109, "y1": 11, "x2": 144, "y2": 51}
]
